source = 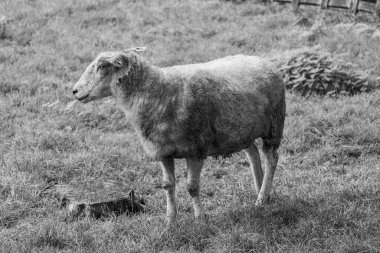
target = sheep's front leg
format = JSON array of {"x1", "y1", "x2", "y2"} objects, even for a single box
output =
[
  {"x1": 160, "y1": 157, "x2": 177, "y2": 225},
  {"x1": 186, "y1": 158, "x2": 205, "y2": 219},
  {"x1": 244, "y1": 144, "x2": 263, "y2": 194},
  {"x1": 255, "y1": 144, "x2": 279, "y2": 206}
]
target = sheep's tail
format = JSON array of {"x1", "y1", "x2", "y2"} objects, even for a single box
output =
[{"x1": 263, "y1": 77, "x2": 286, "y2": 150}]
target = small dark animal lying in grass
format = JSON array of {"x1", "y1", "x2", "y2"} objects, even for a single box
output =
[{"x1": 73, "y1": 47, "x2": 286, "y2": 225}]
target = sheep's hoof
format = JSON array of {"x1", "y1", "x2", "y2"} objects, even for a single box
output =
[
  {"x1": 165, "y1": 215, "x2": 176, "y2": 229},
  {"x1": 255, "y1": 200, "x2": 264, "y2": 207},
  {"x1": 255, "y1": 196, "x2": 270, "y2": 207},
  {"x1": 159, "y1": 224, "x2": 174, "y2": 238},
  {"x1": 161, "y1": 222, "x2": 174, "y2": 236},
  {"x1": 195, "y1": 213, "x2": 209, "y2": 224}
]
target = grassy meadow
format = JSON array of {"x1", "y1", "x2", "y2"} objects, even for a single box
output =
[{"x1": 1, "y1": 0, "x2": 380, "y2": 252}]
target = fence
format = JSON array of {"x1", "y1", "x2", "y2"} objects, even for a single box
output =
[{"x1": 274, "y1": 0, "x2": 380, "y2": 16}]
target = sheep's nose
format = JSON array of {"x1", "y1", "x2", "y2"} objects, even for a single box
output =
[{"x1": 73, "y1": 89, "x2": 78, "y2": 95}]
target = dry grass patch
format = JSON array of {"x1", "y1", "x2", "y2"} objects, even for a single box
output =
[{"x1": 1, "y1": 0, "x2": 380, "y2": 252}]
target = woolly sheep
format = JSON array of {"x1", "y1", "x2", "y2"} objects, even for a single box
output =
[{"x1": 72, "y1": 47, "x2": 286, "y2": 225}]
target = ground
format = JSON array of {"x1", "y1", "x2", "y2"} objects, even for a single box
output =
[{"x1": 0, "y1": 0, "x2": 379, "y2": 252}]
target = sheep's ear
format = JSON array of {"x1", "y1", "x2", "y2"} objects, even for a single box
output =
[
  {"x1": 104, "y1": 53, "x2": 128, "y2": 68},
  {"x1": 123, "y1": 47, "x2": 147, "y2": 54}
]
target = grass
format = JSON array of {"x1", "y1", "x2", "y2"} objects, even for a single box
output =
[{"x1": 1, "y1": 0, "x2": 380, "y2": 252}]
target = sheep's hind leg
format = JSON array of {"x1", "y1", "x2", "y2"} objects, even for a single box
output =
[
  {"x1": 244, "y1": 144, "x2": 263, "y2": 194},
  {"x1": 255, "y1": 144, "x2": 279, "y2": 206},
  {"x1": 160, "y1": 157, "x2": 177, "y2": 226},
  {"x1": 186, "y1": 158, "x2": 205, "y2": 219}
]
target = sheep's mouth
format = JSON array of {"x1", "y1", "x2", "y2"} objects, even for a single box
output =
[{"x1": 77, "y1": 94, "x2": 89, "y2": 101}]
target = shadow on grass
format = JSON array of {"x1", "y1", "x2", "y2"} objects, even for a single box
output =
[
  {"x1": 216, "y1": 197, "x2": 313, "y2": 231},
  {"x1": 140, "y1": 198, "x2": 313, "y2": 252},
  {"x1": 210, "y1": 190, "x2": 380, "y2": 251},
  {"x1": 148, "y1": 219, "x2": 218, "y2": 252}
]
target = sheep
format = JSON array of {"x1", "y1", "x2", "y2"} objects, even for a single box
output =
[{"x1": 72, "y1": 47, "x2": 286, "y2": 225}]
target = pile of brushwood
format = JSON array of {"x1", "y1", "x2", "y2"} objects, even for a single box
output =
[{"x1": 280, "y1": 52, "x2": 374, "y2": 97}]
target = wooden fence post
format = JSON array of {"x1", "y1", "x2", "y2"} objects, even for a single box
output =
[
  {"x1": 375, "y1": 0, "x2": 380, "y2": 17},
  {"x1": 321, "y1": 0, "x2": 329, "y2": 9},
  {"x1": 350, "y1": 0, "x2": 359, "y2": 14},
  {"x1": 292, "y1": 0, "x2": 301, "y2": 13}
]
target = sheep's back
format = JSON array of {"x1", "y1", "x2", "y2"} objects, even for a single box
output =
[
  {"x1": 164, "y1": 55, "x2": 282, "y2": 96},
  {"x1": 164, "y1": 55, "x2": 285, "y2": 157}
]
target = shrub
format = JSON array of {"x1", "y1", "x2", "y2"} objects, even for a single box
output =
[{"x1": 280, "y1": 52, "x2": 374, "y2": 97}]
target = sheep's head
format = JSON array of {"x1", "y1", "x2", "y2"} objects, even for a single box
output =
[{"x1": 72, "y1": 47, "x2": 146, "y2": 103}]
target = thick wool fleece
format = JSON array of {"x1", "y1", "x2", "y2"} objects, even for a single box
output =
[{"x1": 113, "y1": 53, "x2": 285, "y2": 161}]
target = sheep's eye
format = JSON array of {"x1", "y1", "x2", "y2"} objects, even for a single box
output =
[{"x1": 97, "y1": 62, "x2": 110, "y2": 72}]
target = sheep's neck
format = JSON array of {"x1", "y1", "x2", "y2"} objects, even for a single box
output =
[
  {"x1": 112, "y1": 58, "x2": 150, "y2": 115},
  {"x1": 138, "y1": 67, "x2": 179, "y2": 119},
  {"x1": 131, "y1": 66, "x2": 182, "y2": 143},
  {"x1": 114, "y1": 61, "x2": 180, "y2": 129}
]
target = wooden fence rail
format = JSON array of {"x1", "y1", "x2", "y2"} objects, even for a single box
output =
[{"x1": 274, "y1": 0, "x2": 380, "y2": 16}]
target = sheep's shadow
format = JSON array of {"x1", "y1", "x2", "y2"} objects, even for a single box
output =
[{"x1": 215, "y1": 197, "x2": 315, "y2": 229}]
